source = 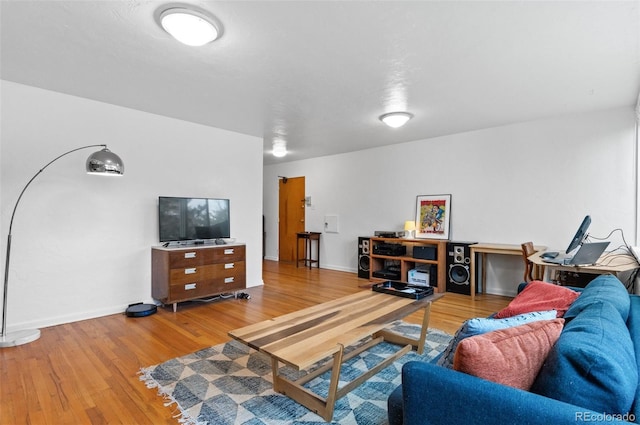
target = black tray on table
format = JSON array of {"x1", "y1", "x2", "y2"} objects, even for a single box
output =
[{"x1": 372, "y1": 281, "x2": 434, "y2": 299}]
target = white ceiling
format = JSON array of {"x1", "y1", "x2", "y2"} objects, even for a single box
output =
[{"x1": 2, "y1": 1, "x2": 639, "y2": 165}]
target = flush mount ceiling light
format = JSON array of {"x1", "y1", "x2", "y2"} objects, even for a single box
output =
[
  {"x1": 159, "y1": 8, "x2": 222, "y2": 46},
  {"x1": 272, "y1": 139, "x2": 287, "y2": 157},
  {"x1": 379, "y1": 112, "x2": 414, "y2": 128}
]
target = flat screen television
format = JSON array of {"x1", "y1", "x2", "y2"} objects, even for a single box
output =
[
  {"x1": 566, "y1": 215, "x2": 591, "y2": 254},
  {"x1": 158, "y1": 196, "x2": 230, "y2": 243}
]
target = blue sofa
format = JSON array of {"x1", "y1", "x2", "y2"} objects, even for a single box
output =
[{"x1": 388, "y1": 275, "x2": 640, "y2": 424}]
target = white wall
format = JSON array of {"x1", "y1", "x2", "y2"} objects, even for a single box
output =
[
  {"x1": 264, "y1": 107, "x2": 637, "y2": 296},
  {"x1": 1, "y1": 81, "x2": 264, "y2": 332}
]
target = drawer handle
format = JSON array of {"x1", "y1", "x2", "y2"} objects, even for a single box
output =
[
  {"x1": 185, "y1": 268, "x2": 197, "y2": 274},
  {"x1": 184, "y1": 252, "x2": 196, "y2": 259},
  {"x1": 224, "y1": 249, "x2": 235, "y2": 255},
  {"x1": 185, "y1": 283, "x2": 196, "y2": 290},
  {"x1": 225, "y1": 263, "x2": 235, "y2": 269},
  {"x1": 225, "y1": 277, "x2": 235, "y2": 283}
]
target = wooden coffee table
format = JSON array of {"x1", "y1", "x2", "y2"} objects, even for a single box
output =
[{"x1": 228, "y1": 290, "x2": 443, "y2": 421}]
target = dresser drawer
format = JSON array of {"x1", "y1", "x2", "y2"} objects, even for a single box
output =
[
  {"x1": 168, "y1": 249, "x2": 214, "y2": 268},
  {"x1": 211, "y1": 245, "x2": 245, "y2": 262},
  {"x1": 169, "y1": 280, "x2": 225, "y2": 301}
]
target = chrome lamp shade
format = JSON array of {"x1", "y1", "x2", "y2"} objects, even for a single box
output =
[{"x1": 86, "y1": 148, "x2": 125, "y2": 175}]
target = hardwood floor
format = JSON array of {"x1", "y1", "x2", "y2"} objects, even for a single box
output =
[{"x1": 1, "y1": 260, "x2": 511, "y2": 424}]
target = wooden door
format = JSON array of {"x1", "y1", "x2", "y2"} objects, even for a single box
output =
[{"x1": 278, "y1": 177, "x2": 305, "y2": 262}]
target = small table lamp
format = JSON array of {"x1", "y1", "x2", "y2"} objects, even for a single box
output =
[{"x1": 404, "y1": 221, "x2": 416, "y2": 239}]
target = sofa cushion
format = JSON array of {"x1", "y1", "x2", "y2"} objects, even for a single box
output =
[
  {"x1": 564, "y1": 274, "x2": 630, "y2": 321},
  {"x1": 531, "y1": 301, "x2": 637, "y2": 415},
  {"x1": 626, "y1": 295, "x2": 640, "y2": 421},
  {"x1": 436, "y1": 310, "x2": 557, "y2": 368},
  {"x1": 494, "y1": 280, "x2": 579, "y2": 318},
  {"x1": 453, "y1": 319, "x2": 564, "y2": 390}
]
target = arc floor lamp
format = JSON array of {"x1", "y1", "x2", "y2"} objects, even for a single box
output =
[{"x1": 1, "y1": 144, "x2": 124, "y2": 347}]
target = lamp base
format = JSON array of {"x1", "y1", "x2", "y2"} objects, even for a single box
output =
[{"x1": 0, "y1": 329, "x2": 41, "y2": 347}]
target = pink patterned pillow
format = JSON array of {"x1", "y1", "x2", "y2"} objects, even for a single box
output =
[{"x1": 495, "y1": 281, "x2": 579, "y2": 318}]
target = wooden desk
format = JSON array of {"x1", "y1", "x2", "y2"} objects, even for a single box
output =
[
  {"x1": 469, "y1": 243, "x2": 546, "y2": 301},
  {"x1": 528, "y1": 250, "x2": 639, "y2": 280},
  {"x1": 229, "y1": 290, "x2": 443, "y2": 421}
]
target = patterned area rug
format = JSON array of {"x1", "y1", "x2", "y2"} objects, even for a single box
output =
[{"x1": 139, "y1": 321, "x2": 451, "y2": 425}]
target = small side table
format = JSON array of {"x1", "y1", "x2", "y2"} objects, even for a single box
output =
[{"x1": 297, "y1": 232, "x2": 321, "y2": 269}]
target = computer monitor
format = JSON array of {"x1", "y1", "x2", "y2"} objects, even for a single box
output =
[{"x1": 566, "y1": 215, "x2": 591, "y2": 254}]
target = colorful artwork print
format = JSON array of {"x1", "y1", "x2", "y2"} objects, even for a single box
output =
[
  {"x1": 415, "y1": 195, "x2": 451, "y2": 239},
  {"x1": 420, "y1": 200, "x2": 446, "y2": 234}
]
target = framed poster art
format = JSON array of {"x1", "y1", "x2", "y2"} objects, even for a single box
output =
[{"x1": 415, "y1": 194, "x2": 451, "y2": 240}]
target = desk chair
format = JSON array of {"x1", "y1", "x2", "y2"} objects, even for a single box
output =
[{"x1": 521, "y1": 242, "x2": 545, "y2": 282}]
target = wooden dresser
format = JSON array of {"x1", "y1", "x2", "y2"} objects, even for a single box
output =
[{"x1": 151, "y1": 244, "x2": 246, "y2": 311}]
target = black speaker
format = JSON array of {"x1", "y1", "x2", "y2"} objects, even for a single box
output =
[
  {"x1": 446, "y1": 242, "x2": 476, "y2": 294},
  {"x1": 357, "y1": 237, "x2": 371, "y2": 279}
]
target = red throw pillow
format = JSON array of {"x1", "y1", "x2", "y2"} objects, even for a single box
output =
[
  {"x1": 495, "y1": 281, "x2": 579, "y2": 318},
  {"x1": 453, "y1": 318, "x2": 565, "y2": 390}
]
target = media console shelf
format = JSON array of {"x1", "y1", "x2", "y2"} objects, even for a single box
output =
[
  {"x1": 151, "y1": 244, "x2": 246, "y2": 312},
  {"x1": 369, "y1": 237, "x2": 447, "y2": 293}
]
